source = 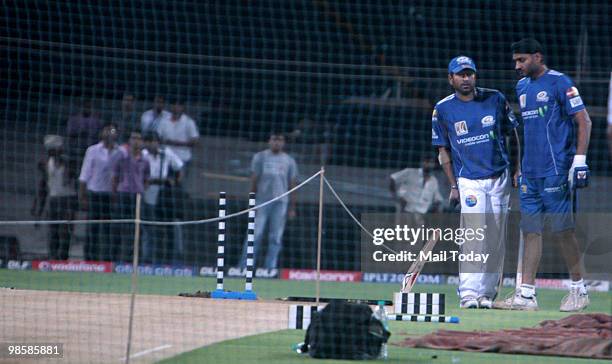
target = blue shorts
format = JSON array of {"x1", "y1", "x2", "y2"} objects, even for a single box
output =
[{"x1": 519, "y1": 174, "x2": 573, "y2": 233}]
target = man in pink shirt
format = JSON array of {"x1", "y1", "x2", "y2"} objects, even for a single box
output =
[
  {"x1": 78, "y1": 123, "x2": 121, "y2": 261},
  {"x1": 111, "y1": 130, "x2": 150, "y2": 262}
]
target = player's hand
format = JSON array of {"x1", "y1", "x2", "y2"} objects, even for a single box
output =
[
  {"x1": 513, "y1": 170, "x2": 521, "y2": 188},
  {"x1": 448, "y1": 188, "x2": 460, "y2": 208},
  {"x1": 568, "y1": 155, "x2": 589, "y2": 189}
]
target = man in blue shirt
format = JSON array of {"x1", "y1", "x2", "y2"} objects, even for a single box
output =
[
  {"x1": 496, "y1": 38, "x2": 592, "y2": 312},
  {"x1": 432, "y1": 56, "x2": 520, "y2": 309}
]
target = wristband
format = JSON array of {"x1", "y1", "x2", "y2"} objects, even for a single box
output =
[{"x1": 573, "y1": 154, "x2": 586, "y2": 165}]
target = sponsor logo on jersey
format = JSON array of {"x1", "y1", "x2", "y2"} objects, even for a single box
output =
[
  {"x1": 465, "y1": 195, "x2": 478, "y2": 207},
  {"x1": 538, "y1": 105, "x2": 548, "y2": 117},
  {"x1": 536, "y1": 91, "x2": 549, "y2": 102},
  {"x1": 566, "y1": 87, "x2": 580, "y2": 98},
  {"x1": 454, "y1": 120, "x2": 468, "y2": 136},
  {"x1": 519, "y1": 94, "x2": 527, "y2": 108},
  {"x1": 521, "y1": 109, "x2": 539, "y2": 120},
  {"x1": 481, "y1": 115, "x2": 495, "y2": 127},
  {"x1": 432, "y1": 128, "x2": 438, "y2": 139},
  {"x1": 457, "y1": 133, "x2": 490, "y2": 145},
  {"x1": 521, "y1": 184, "x2": 527, "y2": 193},
  {"x1": 522, "y1": 105, "x2": 548, "y2": 119},
  {"x1": 569, "y1": 96, "x2": 583, "y2": 108},
  {"x1": 544, "y1": 181, "x2": 568, "y2": 193},
  {"x1": 432, "y1": 109, "x2": 438, "y2": 122}
]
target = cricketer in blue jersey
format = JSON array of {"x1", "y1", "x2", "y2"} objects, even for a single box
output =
[
  {"x1": 495, "y1": 38, "x2": 593, "y2": 312},
  {"x1": 431, "y1": 56, "x2": 520, "y2": 309}
]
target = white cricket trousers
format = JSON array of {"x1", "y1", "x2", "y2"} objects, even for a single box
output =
[{"x1": 457, "y1": 169, "x2": 510, "y2": 299}]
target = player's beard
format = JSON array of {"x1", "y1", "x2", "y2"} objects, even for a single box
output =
[{"x1": 457, "y1": 83, "x2": 474, "y2": 96}]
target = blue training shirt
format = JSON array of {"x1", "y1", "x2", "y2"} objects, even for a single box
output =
[
  {"x1": 432, "y1": 88, "x2": 518, "y2": 179},
  {"x1": 516, "y1": 69, "x2": 586, "y2": 178}
]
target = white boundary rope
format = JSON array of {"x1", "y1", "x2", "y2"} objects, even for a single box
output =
[
  {"x1": 323, "y1": 176, "x2": 399, "y2": 255},
  {"x1": 5, "y1": 169, "x2": 398, "y2": 255},
  {"x1": 323, "y1": 177, "x2": 374, "y2": 240},
  {"x1": 0, "y1": 170, "x2": 322, "y2": 226}
]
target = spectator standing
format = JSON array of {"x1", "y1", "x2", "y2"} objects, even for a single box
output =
[
  {"x1": 389, "y1": 157, "x2": 444, "y2": 226},
  {"x1": 157, "y1": 99, "x2": 199, "y2": 263},
  {"x1": 111, "y1": 130, "x2": 150, "y2": 262},
  {"x1": 158, "y1": 99, "x2": 199, "y2": 181},
  {"x1": 113, "y1": 93, "x2": 140, "y2": 144},
  {"x1": 78, "y1": 123, "x2": 121, "y2": 261},
  {"x1": 142, "y1": 132, "x2": 183, "y2": 264},
  {"x1": 32, "y1": 135, "x2": 78, "y2": 259},
  {"x1": 239, "y1": 132, "x2": 298, "y2": 270},
  {"x1": 141, "y1": 95, "x2": 171, "y2": 136}
]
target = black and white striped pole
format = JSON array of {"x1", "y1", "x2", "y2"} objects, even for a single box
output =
[
  {"x1": 240, "y1": 192, "x2": 257, "y2": 300},
  {"x1": 211, "y1": 192, "x2": 228, "y2": 298}
]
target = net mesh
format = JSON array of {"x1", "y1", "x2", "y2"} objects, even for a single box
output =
[{"x1": 1, "y1": 1, "x2": 611, "y2": 363}]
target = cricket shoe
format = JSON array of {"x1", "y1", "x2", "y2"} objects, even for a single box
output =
[
  {"x1": 460, "y1": 296, "x2": 479, "y2": 309},
  {"x1": 492, "y1": 290, "x2": 516, "y2": 309},
  {"x1": 559, "y1": 288, "x2": 589, "y2": 312},
  {"x1": 493, "y1": 291, "x2": 538, "y2": 311},
  {"x1": 477, "y1": 296, "x2": 493, "y2": 309},
  {"x1": 511, "y1": 294, "x2": 538, "y2": 311}
]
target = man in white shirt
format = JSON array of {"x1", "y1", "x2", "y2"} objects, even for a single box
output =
[
  {"x1": 142, "y1": 132, "x2": 183, "y2": 264},
  {"x1": 141, "y1": 95, "x2": 171, "y2": 136},
  {"x1": 158, "y1": 99, "x2": 199, "y2": 181},
  {"x1": 157, "y1": 99, "x2": 199, "y2": 263},
  {"x1": 390, "y1": 157, "x2": 444, "y2": 226},
  {"x1": 32, "y1": 135, "x2": 78, "y2": 260}
]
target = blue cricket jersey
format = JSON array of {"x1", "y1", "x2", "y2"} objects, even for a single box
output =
[
  {"x1": 516, "y1": 69, "x2": 586, "y2": 178},
  {"x1": 432, "y1": 88, "x2": 518, "y2": 179}
]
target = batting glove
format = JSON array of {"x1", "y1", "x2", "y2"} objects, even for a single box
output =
[{"x1": 568, "y1": 155, "x2": 589, "y2": 189}]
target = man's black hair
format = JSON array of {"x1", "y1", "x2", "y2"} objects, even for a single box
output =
[{"x1": 511, "y1": 38, "x2": 544, "y2": 54}]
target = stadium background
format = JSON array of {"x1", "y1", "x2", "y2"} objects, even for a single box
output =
[{"x1": 1, "y1": 0, "x2": 611, "y2": 272}]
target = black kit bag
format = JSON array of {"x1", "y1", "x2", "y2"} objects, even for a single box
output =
[{"x1": 301, "y1": 300, "x2": 390, "y2": 360}]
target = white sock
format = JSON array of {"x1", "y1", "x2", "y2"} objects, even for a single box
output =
[
  {"x1": 520, "y1": 284, "x2": 535, "y2": 298},
  {"x1": 570, "y1": 279, "x2": 587, "y2": 295}
]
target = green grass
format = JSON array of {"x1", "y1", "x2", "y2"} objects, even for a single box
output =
[
  {"x1": 160, "y1": 330, "x2": 606, "y2": 364},
  {"x1": 2, "y1": 269, "x2": 610, "y2": 363}
]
